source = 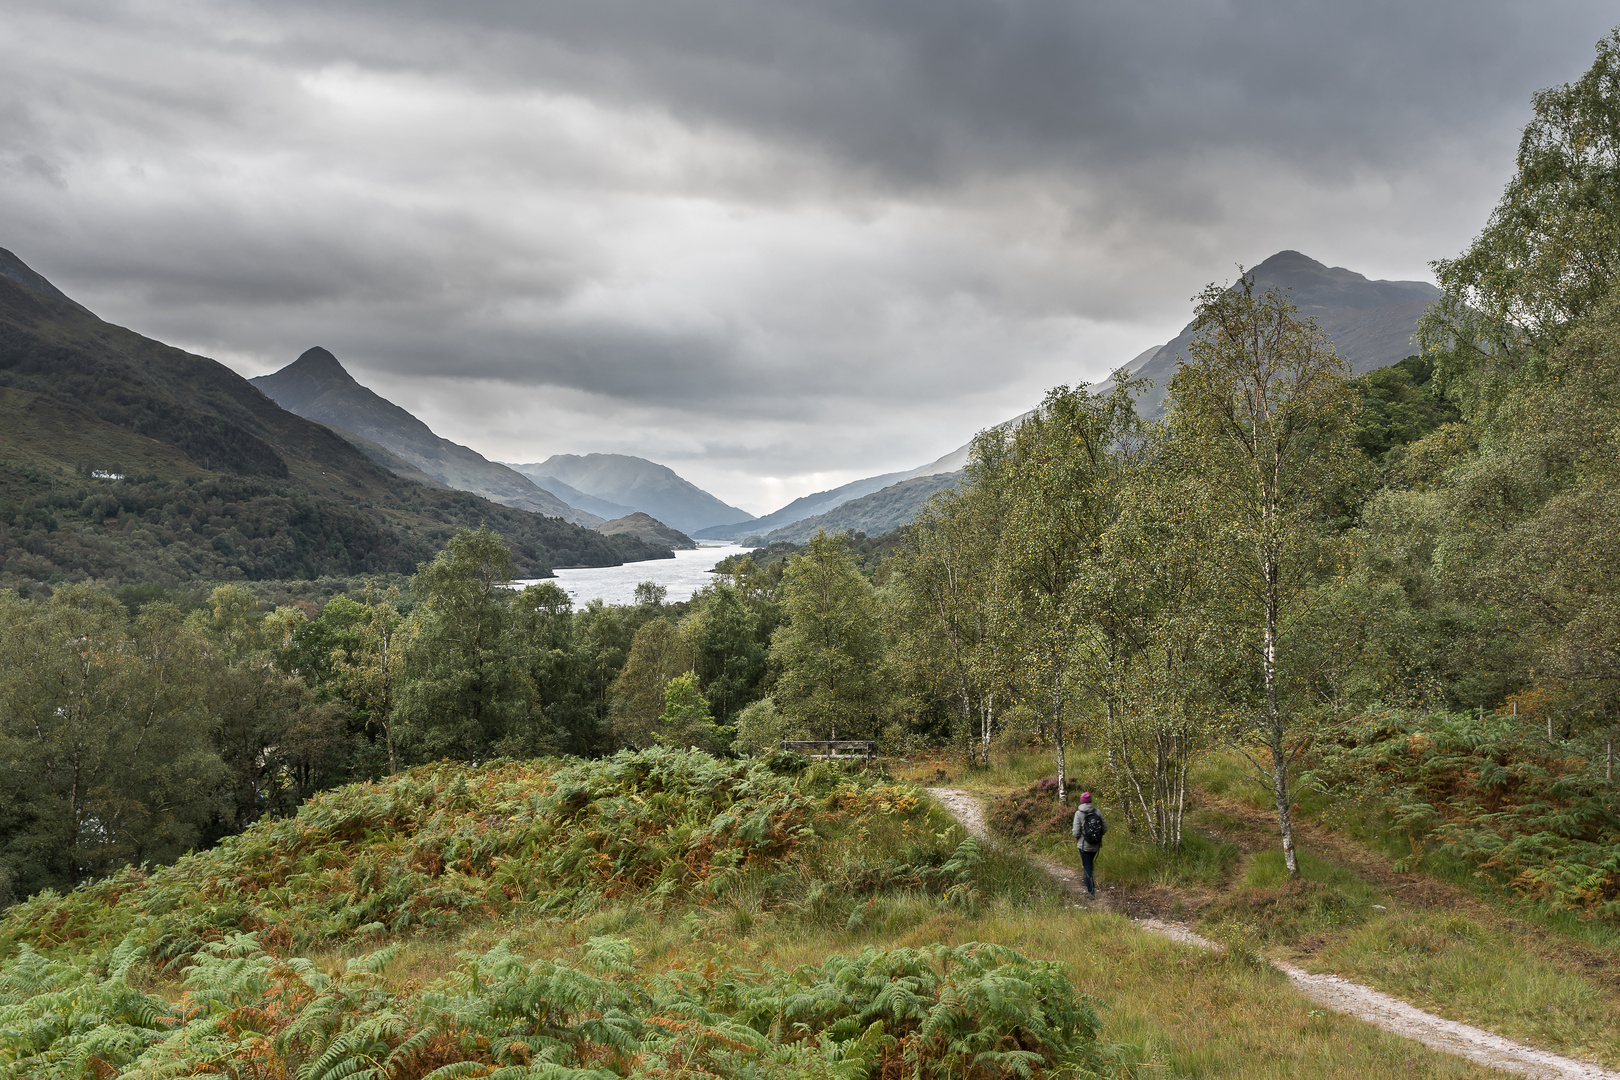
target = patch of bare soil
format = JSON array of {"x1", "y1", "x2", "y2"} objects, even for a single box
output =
[{"x1": 927, "y1": 787, "x2": 1620, "y2": 1080}]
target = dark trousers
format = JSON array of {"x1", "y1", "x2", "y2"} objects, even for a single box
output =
[{"x1": 1080, "y1": 848, "x2": 1096, "y2": 895}]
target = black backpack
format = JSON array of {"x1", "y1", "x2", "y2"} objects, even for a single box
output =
[{"x1": 1081, "y1": 809, "x2": 1107, "y2": 846}]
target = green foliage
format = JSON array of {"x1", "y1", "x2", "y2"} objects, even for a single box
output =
[
  {"x1": 691, "y1": 583, "x2": 772, "y2": 726},
  {"x1": 0, "y1": 750, "x2": 962, "y2": 965},
  {"x1": 1313, "y1": 709, "x2": 1620, "y2": 917},
  {"x1": 1423, "y1": 27, "x2": 1620, "y2": 390},
  {"x1": 0, "y1": 586, "x2": 225, "y2": 899},
  {"x1": 398, "y1": 527, "x2": 531, "y2": 760},
  {"x1": 657, "y1": 672, "x2": 726, "y2": 752},
  {"x1": 891, "y1": 469, "x2": 1006, "y2": 767},
  {"x1": 1350, "y1": 356, "x2": 1462, "y2": 468},
  {"x1": 771, "y1": 532, "x2": 891, "y2": 741},
  {"x1": 0, "y1": 933, "x2": 1120, "y2": 1080},
  {"x1": 733, "y1": 697, "x2": 796, "y2": 757},
  {"x1": 610, "y1": 617, "x2": 695, "y2": 750}
]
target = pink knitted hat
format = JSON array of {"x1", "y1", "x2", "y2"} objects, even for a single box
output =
[{"x1": 1080, "y1": 792, "x2": 1092, "y2": 803}]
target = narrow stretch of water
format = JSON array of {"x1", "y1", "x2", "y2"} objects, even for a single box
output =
[{"x1": 513, "y1": 543, "x2": 751, "y2": 607}]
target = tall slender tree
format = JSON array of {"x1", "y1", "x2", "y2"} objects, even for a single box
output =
[
  {"x1": 893, "y1": 464, "x2": 1006, "y2": 767},
  {"x1": 1169, "y1": 275, "x2": 1358, "y2": 877},
  {"x1": 993, "y1": 384, "x2": 1137, "y2": 805}
]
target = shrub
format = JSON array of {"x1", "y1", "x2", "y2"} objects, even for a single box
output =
[
  {"x1": 988, "y1": 778, "x2": 1074, "y2": 840},
  {"x1": 1313, "y1": 709, "x2": 1620, "y2": 918},
  {"x1": 0, "y1": 749, "x2": 939, "y2": 967}
]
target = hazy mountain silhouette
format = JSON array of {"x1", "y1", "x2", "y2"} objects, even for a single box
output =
[
  {"x1": 510, "y1": 454, "x2": 752, "y2": 535},
  {"x1": 692, "y1": 471, "x2": 908, "y2": 541},
  {"x1": 252, "y1": 349, "x2": 601, "y2": 527},
  {"x1": 755, "y1": 472, "x2": 964, "y2": 544}
]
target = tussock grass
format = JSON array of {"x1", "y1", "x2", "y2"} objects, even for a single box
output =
[{"x1": 1199, "y1": 851, "x2": 1379, "y2": 946}]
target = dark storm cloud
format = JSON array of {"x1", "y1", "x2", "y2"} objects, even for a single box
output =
[
  {"x1": 2, "y1": 0, "x2": 1616, "y2": 508},
  {"x1": 250, "y1": 0, "x2": 1590, "y2": 181}
]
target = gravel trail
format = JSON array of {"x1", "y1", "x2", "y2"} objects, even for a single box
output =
[{"x1": 925, "y1": 787, "x2": 1619, "y2": 1080}]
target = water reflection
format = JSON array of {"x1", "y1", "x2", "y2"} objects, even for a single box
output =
[{"x1": 512, "y1": 543, "x2": 751, "y2": 607}]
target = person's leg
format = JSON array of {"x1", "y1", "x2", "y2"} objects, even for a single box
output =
[{"x1": 1080, "y1": 849, "x2": 1096, "y2": 895}]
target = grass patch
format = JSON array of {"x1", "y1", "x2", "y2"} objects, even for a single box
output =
[
  {"x1": 934, "y1": 907, "x2": 1498, "y2": 1078},
  {"x1": 1199, "y1": 850, "x2": 1379, "y2": 946},
  {"x1": 1315, "y1": 910, "x2": 1620, "y2": 1066},
  {"x1": 987, "y1": 775, "x2": 1243, "y2": 894}
]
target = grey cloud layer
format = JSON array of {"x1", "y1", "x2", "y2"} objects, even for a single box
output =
[{"x1": 2, "y1": 0, "x2": 1616, "y2": 509}]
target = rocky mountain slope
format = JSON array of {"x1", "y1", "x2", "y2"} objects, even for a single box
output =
[
  {"x1": 0, "y1": 247, "x2": 668, "y2": 582},
  {"x1": 251, "y1": 349, "x2": 600, "y2": 526},
  {"x1": 510, "y1": 453, "x2": 752, "y2": 535}
]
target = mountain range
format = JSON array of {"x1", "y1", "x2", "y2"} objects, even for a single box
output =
[
  {"x1": 1, "y1": 244, "x2": 1438, "y2": 585},
  {"x1": 0, "y1": 247, "x2": 671, "y2": 584},
  {"x1": 508, "y1": 455, "x2": 753, "y2": 536},
  {"x1": 251, "y1": 349, "x2": 600, "y2": 527}
]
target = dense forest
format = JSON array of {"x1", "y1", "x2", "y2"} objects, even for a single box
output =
[{"x1": 5, "y1": 30, "x2": 1620, "y2": 931}]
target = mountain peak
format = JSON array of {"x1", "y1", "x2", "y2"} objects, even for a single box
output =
[
  {"x1": 252, "y1": 349, "x2": 603, "y2": 526},
  {"x1": 252, "y1": 347, "x2": 362, "y2": 415},
  {"x1": 1244, "y1": 250, "x2": 1435, "y2": 306},
  {"x1": 286, "y1": 346, "x2": 353, "y2": 380}
]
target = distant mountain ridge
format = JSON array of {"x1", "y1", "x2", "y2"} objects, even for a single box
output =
[
  {"x1": 252, "y1": 349, "x2": 600, "y2": 526},
  {"x1": 510, "y1": 454, "x2": 752, "y2": 535},
  {"x1": 692, "y1": 471, "x2": 908, "y2": 541},
  {"x1": 521, "y1": 473, "x2": 637, "y2": 522},
  {"x1": 757, "y1": 472, "x2": 964, "y2": 544}
]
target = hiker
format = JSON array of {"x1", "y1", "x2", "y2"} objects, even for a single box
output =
[{"x1": 1070, "y1": 791, "x2": 1107, "y2": 896}]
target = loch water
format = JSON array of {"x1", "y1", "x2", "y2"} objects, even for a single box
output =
[{"x1": 513, "y1": 543, "x2": 750, "y2": 607}]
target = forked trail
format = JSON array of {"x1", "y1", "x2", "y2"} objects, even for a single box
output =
[{"x1": 925, "y1": 788, "x2": 1619, "y2": 1080}]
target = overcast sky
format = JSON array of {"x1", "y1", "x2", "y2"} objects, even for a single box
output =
[{"x1": 4, "y1": 2, "x2": 1616, "y2": 514}]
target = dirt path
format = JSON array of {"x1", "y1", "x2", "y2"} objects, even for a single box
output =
[{"x1": 925, "y1": 788, "x2": 1619, "y2": 1080}]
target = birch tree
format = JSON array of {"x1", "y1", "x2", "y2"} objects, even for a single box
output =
[
  {"x1": 994, "y1": 384, "x2": 1137, "y2": 806},
  {"x1": 1091, "y1": 432, "x2": 1229, "y2": 850},
  {"x1": 893, "y1": 449, "x2": 1007, "y2": 767},
  {"x1": 1170, "y1": 275, "x2": 1358, "y2": 877}
]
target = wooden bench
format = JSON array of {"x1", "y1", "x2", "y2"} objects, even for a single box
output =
[{"x1": 780, "y1": 739, "x2": 877, "y2": 764}]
